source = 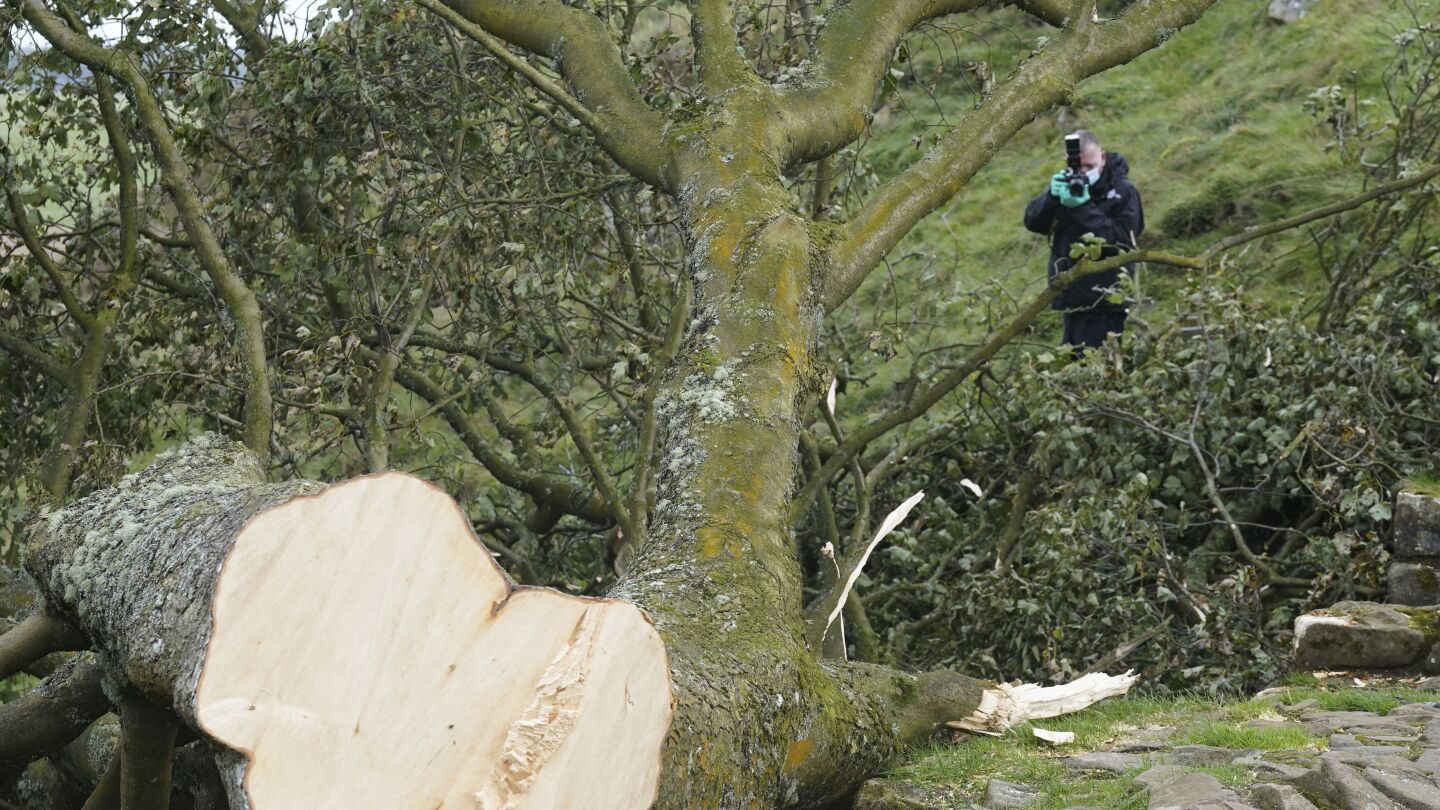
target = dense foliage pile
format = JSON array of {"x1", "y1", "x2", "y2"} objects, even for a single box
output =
[
  {"x1": 855, "y1": 266, "x2": 1439, "y2": 691},
  {"x1": 821, "y1": 12, "x2": 1440, "y2": 690}
]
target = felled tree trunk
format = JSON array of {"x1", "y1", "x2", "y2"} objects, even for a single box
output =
[
  {"x1": 4, "y1": 435, "x2": 1135, "y2": 809},
  {"x1": 15, "y1": 435, "x2": 673, "y2": 810}
]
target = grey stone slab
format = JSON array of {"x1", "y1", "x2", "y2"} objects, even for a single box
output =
[
  {"x1": 1395, "y1": 490, "x2": 1440, "y2": 558},
  {"x1": 1294, "y1": 755, "x2": 1402, "y2": 809},
  {"x1": 1267, "y1": 0, "x2": 1315, "y2": 23},
  {"x1": 1248, "y1": 783, "x2": 1319, "y2": 810},
  {"x1": 1322, "y1": 745, "x2": 1416, "y2": 762},
  {"x1": 1416, "y1": 748, "x2": 1440, "y2": 773},
  {"x1": 1346, "y1": 754, "x2": 1433, "y2": 776},
  {"x1": 1244, "y1": 720, "x2": 1310, "y2": 734},
  {"x1": 1365, "y1": 765, "x2": 1440, "y2": 809},
  {"x1": 983, "y1": 779, "x2": 1039, "y2": 809},
  {"x1": 1427, "y1": 718, "x2": 1440, "y2": 744},
  {"x1": 1062, "y1": 751, "x2": 1147, "y2": 774},
  {"x1": 1294, "y1": 602, "x2": 1429, "y2": 669},
  {"x1": 1388, "y1": 562, "x2": 1440, "y2": 606},
  {"x1": 1114, "y1": 741, "x2": 1173, "y2": 753},
  {"x1": 1301, "y1": 711, "x2": 1391, "y2": 726},
  {"x1": 1138, "y1": 765, "x2": 1256, "y2": 810},
  {"x1": 1331, "y1": 733, "x2": 1360, "y2": 748},
  {"x1": 1280, "y1": 699, "x2": 1321, "y2": 717},
  {"x1": 1388, "y1": 703, "x2": 1440, "y2": 718},
  {"x1": 1234, "y1": 756, "x2": 1310, "y2": 781},
  {"x1": 1167, "y1": 746, "x2": 1261, "y2": 766}
]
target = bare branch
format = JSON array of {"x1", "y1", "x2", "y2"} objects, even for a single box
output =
[{"x1": 0, "y1": 655, "x2": 110, "y2": 782}]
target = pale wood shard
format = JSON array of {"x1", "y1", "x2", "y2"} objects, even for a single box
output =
[
  {"x1": 194, "y1": 473, "x2": 673, "y2": 810},
  {"x1": 822, "y1": 491, "x2": 925, "y2": 641},
  {"x1": 946, "y1": 671, "x2": 1138, "y2": 736},
  {"x1": 1031, "y1": 727, "x2": 1076, "y2": 745}
]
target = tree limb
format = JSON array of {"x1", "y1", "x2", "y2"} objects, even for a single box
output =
[
  {"x1": 794, "y1": 248, "x2": 1201, "y2": 518},
  {"x1": 774, "y1": 0, "x2": 989, "y2": 167},
  {"x1": 690, "y1": 0, "x2": 749, "y2": 91},
  {"x1": 431, "y1": 0, "x2": 673, "y2": 190},
  {"x1": 0, "y1": 613, "x2": 87, "y2": 680},
  {"x1": 116, "y1": 694, "x2": 178, "y2": 810},
  {"x1": 389, "y1": 362, "x2": 617, "y2": 526},
  {"x1": 0, "y1": 329, "x2": 70, "y2": 383},
  {"x1": 0, "y1": 655, "x2": 110, "y2": 782}
]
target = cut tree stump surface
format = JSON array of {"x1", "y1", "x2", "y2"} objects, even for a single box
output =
[{"x1": 195, "y1": 473, "x2": 674, "y2": 810}]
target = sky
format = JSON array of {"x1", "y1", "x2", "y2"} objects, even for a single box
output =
[{"x1": 13, "y1": 0, "x2": 334, "y2": 54}]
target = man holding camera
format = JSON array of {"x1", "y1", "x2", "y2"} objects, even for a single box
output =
[{"x1": 1023, "y1": 129, "x2": 1146, "y2": 352}]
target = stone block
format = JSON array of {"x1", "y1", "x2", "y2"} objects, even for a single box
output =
[
  {"x1": 1396, "y1": 489, "x2": 1440, "y2": 558},
  {"x1": 1294, "y1": 602, "x2": 1428, "y2": 669},
  {"x1": 1388, "y1": 561, "x2": 1440, "y2": 606}
]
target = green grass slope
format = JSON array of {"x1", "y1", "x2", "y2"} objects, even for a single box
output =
[{"x1": 846, "y1": 0, "x2": 1417, "y2": 336}]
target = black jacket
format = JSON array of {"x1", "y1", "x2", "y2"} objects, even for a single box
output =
[{"x1": 1023, "y1": 152, "x2": 1145, "y2": 312}]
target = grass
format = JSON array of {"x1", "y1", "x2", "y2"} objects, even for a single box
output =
[
  {"x1": 830, "y1": 0, "x2": 1422, "y2": 404},
  {"x1": 1175, "y1": 720, "x2": 1319, "y2": 750},
  {"x1": 1403, "y1": 474, "x2": 1440, "y2": 498},
  {"x1": 1274, "y1": 685, "x2": 1440, "y2": 713}
]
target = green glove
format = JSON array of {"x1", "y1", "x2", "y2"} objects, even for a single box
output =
[
  {"x1": 1057, "y1": 174, "x2": 1090, "y2": 208},
  {"x1": 1048, "y1": 171, "x2": 1067, "y2": 199}
]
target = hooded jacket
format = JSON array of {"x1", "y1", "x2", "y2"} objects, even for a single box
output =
[{"x1": 1023, "y1": 152, "x2": 1145, "y2": 312}]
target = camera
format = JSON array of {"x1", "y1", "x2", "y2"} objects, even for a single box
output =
[{"x1": 1063, "y1": 134, "x2": 1088, "y2": 196}]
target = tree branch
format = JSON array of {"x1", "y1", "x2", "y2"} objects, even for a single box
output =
[
  {"x1": 0, "y1": 613, "x2": 86, "y2": 680},
  {"x1": 210, "y1": 0, "x2": 269, "y2": 57},
  {"x1": 1200, "y1": 162, "x2": 1440, "y2": 260},
  {"x1": 0, "y1": 329, "x2": 70, "y2": 383},
  {"x1": 2, "y1": 163, "x2": 95, "y2": 331},
  {"x1": 116, "y1": 694, "x2": 179, "y2": 810},
  {"x1": 690, "y1": 0, "x2": 749, "y2": 91},
  {"x1": 430, "y1": 0, "x2": 673, "y2": 190},
  {"x1": 0, "y1": 655, "x2": 110, "y2": 782},
  {"x1": 389, "y1": 362, "x2": 616, "y2": 526},
  {"x1": 19, "y1": 0, "x2": 274, "y2": 468},
  {"x1": 793, "y1": 248, "x2": 1201, "y2": 519},
  {"x1": 774, "y1": 0, "x2": 988, "y2": 167},
  {"x1": 361, "y1": 276, "x2": 433, "y2": 473}
]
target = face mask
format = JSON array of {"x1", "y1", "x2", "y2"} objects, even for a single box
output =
[{"x1": 1085, "y1": 166, "x2": 1102, "y2": 184}]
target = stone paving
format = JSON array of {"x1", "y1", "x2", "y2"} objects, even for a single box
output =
[{"x1": 993, "y1": 698, "x2": 1440, "y2": 809}]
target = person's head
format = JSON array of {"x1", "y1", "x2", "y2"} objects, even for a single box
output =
[{"x1": 1072, "y1": 129, "x2": 1106, "y2": 181}]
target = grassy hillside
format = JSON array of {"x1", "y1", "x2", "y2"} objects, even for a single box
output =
[{"x1": 844, "y1": 0, "x2": 1417, "y2": 339}]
